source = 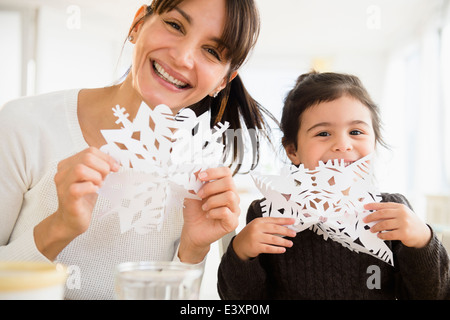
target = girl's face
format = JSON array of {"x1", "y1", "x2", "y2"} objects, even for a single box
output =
[
  {"x1": 129, "y1": 0, "x2": 235, "y2": 112},
  {"x1": 285, "y1": 95, "x2": 376, "y2": 170}
]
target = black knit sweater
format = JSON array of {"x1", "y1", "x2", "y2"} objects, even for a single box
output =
[{"x1": 217, "y1": 193, "x2": 450, "y2": 300}]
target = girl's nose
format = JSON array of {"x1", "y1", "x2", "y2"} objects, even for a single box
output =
[{"x1": 332, "y1": 135, "x2": 353, "y2": 152}]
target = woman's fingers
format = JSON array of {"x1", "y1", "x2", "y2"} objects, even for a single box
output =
[
  {"x1": 68, "y1": 181, "x2": 101, "y2": 198},
  {"x1": 201, "y1": 191, "x2": 240, "y2": 213},
  {"x1": 56, "y1": 147, "x2": 119, "y2": 187},
  {"x1": 77, "y1": 147, "x2": 119, "y2": 177},
  {"x1": 197, "y1": 168, "x2": 236, "y2": 198},
  {"x1": 72, "y1": 164, "x2": 104, "y2": 188},
  {"x1": 53, "y1": 147, "x2": 121, "y2": 236},
  {"x1": 198, "y1": 167, "x2": 233, "y2": 182}
]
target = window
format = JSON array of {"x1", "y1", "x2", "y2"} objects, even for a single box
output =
[{"x1": 0, "y1": 10, "x2": 22, "y2": 108}]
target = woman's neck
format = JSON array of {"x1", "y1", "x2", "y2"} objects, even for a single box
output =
[{"x1": 77, "y1": 76, "x2": 143, "y2": 148}]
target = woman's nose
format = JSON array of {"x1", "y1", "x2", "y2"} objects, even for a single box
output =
[{"x1": 169, "y1": 40, "x2": 195, "y2": 69}]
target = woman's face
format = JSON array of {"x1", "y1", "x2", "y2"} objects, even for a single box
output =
[
  {"x1": 285, "y1": 95, "x2": 376, "y2": 170},
  {"x1": 129, "y1": 0, "x2": 234, "y2": 112}
]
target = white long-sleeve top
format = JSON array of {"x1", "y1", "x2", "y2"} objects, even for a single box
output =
[{"x1": 0, "y1": 89, "x2": 184, "y2": 299}]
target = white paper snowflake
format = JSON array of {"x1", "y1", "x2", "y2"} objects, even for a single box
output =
[
  {"x1": 97, "y1": 102, "x2": 229, "y2": 234},
  {"x1": 252, "y1": 154, "x2": 394, "y2": 266}
]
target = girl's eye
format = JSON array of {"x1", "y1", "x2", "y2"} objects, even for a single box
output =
[
  {"x1": 350, "y1": 130, "x2": 363, "y2": 135},
  {"x1": 317, "y1": 132, "x2": 330, "y2": 137}
]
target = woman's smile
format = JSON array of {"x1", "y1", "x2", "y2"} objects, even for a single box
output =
[
  {"x1": 129, "y1": 0, "x2": 231, "y2": 110},
  {"x1": 151, "y1": 60, "x2": 192, "y2": 90}
]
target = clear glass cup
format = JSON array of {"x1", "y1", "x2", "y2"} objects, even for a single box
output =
[{"x1": 114, "y1": 261, "x2": 204, "y2": 300}]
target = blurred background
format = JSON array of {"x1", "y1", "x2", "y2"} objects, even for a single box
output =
[{"x1": 1, "y1": 0, "x2": 449, "y2": 299}]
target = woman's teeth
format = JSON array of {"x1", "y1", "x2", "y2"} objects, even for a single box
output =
[{"x1": 153, "y1": 61, "x2": 188, "y2": 89}]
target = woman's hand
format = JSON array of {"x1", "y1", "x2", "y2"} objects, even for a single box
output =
[
  {"x1": 364, "y1": 202, "x2": 432, "y2": 248},
  {"x1": 232, "y1": 217, "x2": 296, "y2": 261},
  {"x1": 34, "y1": 147, "x2": 119, "y2": 260},
  {"x1": 178, "y1": 167, "x2": 240, "y2": 264}
]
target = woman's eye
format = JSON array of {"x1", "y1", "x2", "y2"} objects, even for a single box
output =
[
  {"x1": 165, "y1": 20, "x2": 182, "y2": 32},
  {"x1": 206, "y1": 48, "x2": 221, "y2": 61}
]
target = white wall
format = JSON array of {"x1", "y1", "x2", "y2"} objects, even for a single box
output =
[{"x1": 35, "y1": 5, "x2": 126, "y2": 94}]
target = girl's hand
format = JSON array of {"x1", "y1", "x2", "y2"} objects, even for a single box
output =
[
  {"x1": 35, "y1": 147, "x2": 119, "y2": 260},
  {"x1": 179, "y1": 167, "x2": 240, "y2": 264},
  {"x1": 364, "y1": 202, "x2": 432, "y2": 248},
  {"x1": 233, "y1": 217, "x2": 296, "y2": 261}
]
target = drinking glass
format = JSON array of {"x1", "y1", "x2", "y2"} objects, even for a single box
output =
[{"x1": 115, "y1": 261, "x2": 204, "y2": 300}]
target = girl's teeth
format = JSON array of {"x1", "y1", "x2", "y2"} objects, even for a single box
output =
[{"x1": 154, "y1": 62, "x2": 188, "y2": 88}]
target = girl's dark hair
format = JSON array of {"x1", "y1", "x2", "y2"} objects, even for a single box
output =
[
  {"x1": 127, "y1": 0, "x2": 276, "y2": 175},
  {"x1": 281, "y1": 71, "x2": 386, "y2": 150}
]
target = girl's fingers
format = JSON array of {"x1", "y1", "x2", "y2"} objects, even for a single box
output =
[
  {"x1": 260, "y1": 244, "x2": 288, "y2": 255},
  {"x1": 369, "y1": 218, "x2": 400, "y2": 234},
  {"x1": 364, "y1": 202, "x2": 402, "y2": 211},
  {"x1": 376, "y1": 229, "x2": 400, "y2": 241},
  {"x1": 262, "y1": 221, "x2": 297, "y2": 238},
  {"x1": 363, "y1": 208, "x2": 399, "y2": 223},
  {"x1": 261, "y1": 234, "x2": 294, "y2": 248},
  {"x1": 261, "y1": 217, "x2": 297, "y2": 227}
]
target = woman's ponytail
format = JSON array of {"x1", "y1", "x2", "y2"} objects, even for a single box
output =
[{"x1": 190, "y1": 75, "x2": 278, "y2": 175}]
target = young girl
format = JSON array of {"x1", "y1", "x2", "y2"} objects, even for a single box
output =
[
  {"x1": 0, "y1": 0, "x2": 273, "y2": 300},
  {"x1": 218, "y1": 71, "x2": 450, "y2": 299}
]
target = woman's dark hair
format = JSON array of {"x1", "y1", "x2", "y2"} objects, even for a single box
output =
[
  {"x1": 126, "y1": 0, "x2": 277, "y2": 175},
  {"x1": 281, "y1": 71, "x2": 387, "y2": 151}
]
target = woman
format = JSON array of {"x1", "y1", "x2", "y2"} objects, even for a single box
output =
[{"x1": 0, "y1": 0, "x2": 272, "y2": 299}]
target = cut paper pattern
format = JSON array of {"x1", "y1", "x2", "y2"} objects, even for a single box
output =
[
  {"x1": 97, "y1": 102, "x2": 229, "y2": 234},
  {"x1": 252, "y1": 154, "x2": 394, "y2": 266}
]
